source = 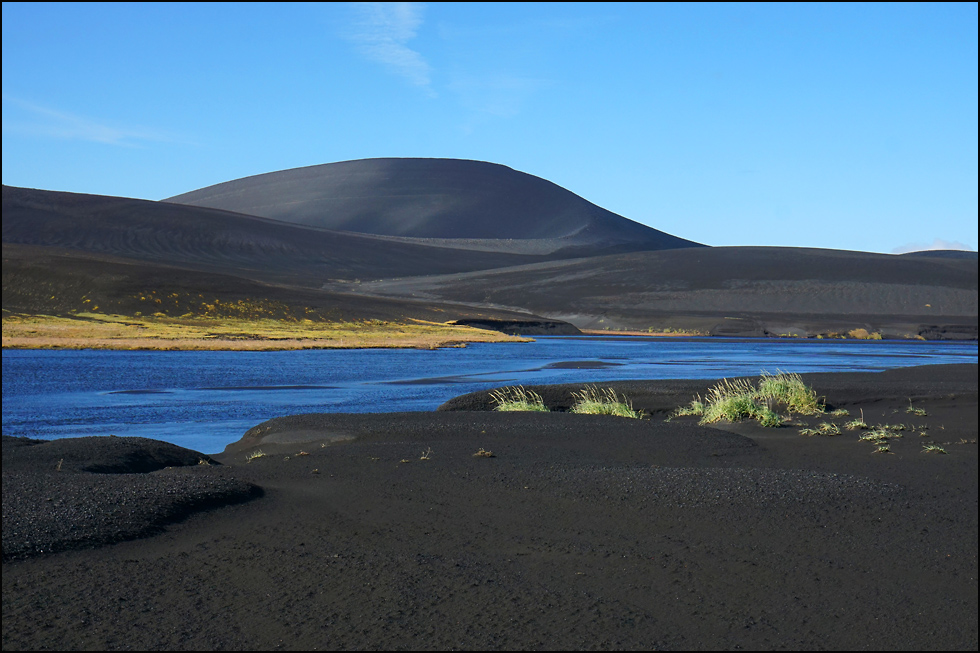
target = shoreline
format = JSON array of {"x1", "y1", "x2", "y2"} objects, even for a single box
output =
[{"x1": 4, "y1": 313, "x2": 976, "y2": 352}]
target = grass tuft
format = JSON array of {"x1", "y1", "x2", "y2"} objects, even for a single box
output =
[
  {"x1": 906, "y1": 401, "x2": 928, "y2": 417},
  {"x1": 756, "y1": 372, "x2": 824, "y2": 416},
  {"x1": 490, "y1": 386, "x2": 548, "y2": 412},
  {"x1": 922, "y1": 444, "x2": 947, "y2": 454},
  {"x1": 570, "y1": 385, "x2": 643, "y2": 418},
  {"x1": 702, "y1": 394, "x2": 784, "y2": 427},
  {"x1": 674, "y1": 372, "x2": 822, "y2": 428},
  {"x1": 669, "y1": 399, "x2": 706, "y2": 419},
  {"x1": 800, "y1": 422, "x2": 840, "y2": 436}
]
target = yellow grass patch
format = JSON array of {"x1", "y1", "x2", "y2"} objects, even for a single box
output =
[{"x1": 1, "y1": 313, "x2": 531, "y2": 350}]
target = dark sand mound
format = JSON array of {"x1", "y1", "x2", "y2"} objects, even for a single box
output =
[
  {"x1": 354, "y1": 246, "x2": 979, "y2": 338},
  {"x1": 2, "y1": 242, "x2": 578, "y2": 331},
  {"x1": 2, "y1": 434, "x2": 215, "y2": 474},
  {"x1": 167, "y1": 158, "x2": 702, "y2": 254},
  {"x1": 1, "y1": 436, "x2": 260, "y2": 561},
  {"x1": 3, "y1": 365, "x2": 976, "y2": 649},
  {"x1": 224, "y1": 411, "x2": 758, "y2": 463}
]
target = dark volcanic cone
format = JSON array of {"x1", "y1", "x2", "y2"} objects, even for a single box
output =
[{"x1": 166, "y1": 158, "x2": 702, "y2": 254}]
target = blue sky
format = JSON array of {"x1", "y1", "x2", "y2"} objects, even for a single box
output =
[{"x1": 2, "y1": 2, "x2": 977, "y2": 253}]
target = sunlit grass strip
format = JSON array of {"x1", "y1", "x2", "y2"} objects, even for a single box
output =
[
  {"x1": 490, "y1": 386, "x2": 548, "y2": 412},
  {"x1": 1, "y1": 313, "x2": 531, "y2": 350},
  {"x1": 570, "y1": 385, "x2": 643, "y2": 418}
]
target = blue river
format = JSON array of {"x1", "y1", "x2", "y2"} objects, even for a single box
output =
[{"x1": 2, "y1": 336, "x2": 977, "y2": 453}]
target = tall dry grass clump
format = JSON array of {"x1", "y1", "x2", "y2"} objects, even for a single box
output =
[
  {"x1": 672, "y1": 372, "x2": 824, "y2": 428},
  {"x1": 490, "y1": 386, "x2": 548, "y2": 412},
  {"x1": 755, "y1": 371, "x2": 824, "y2": 416},
  {"x1": 570, "y1": 385, "x2": 643, "y2": 418}
]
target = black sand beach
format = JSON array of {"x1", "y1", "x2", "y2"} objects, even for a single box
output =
[{"x1": 3, "y1": 364, "x2": 977, "y2": 650}]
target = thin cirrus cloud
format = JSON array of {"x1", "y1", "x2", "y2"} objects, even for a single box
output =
[
  {"x1": 344, "y1": 2, "x2": 433, "y2": 91},
  {"x1": 450, "y1": 73, "x2": 553, "y2": 119},
  {"x1": 2, "y1": 95, "x2": 176, "y2": 147}
]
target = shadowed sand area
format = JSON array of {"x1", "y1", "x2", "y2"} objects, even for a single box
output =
[{"x1": 3, "y1": 364, "x2": 976, "y2": 650}]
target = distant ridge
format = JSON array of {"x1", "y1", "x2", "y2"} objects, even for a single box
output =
[
  {"x1": 1, "y1": 185, "x2": 555, "y2": 284},
  {"x1": 898, "y1": 250, "x2": 978, "y2": 260},
  {"x1": 349, "y1": 246, "x2": 978, "y2": 340},
  {"x1": 166, "y1": 158, "x2": 702, "y2": 253}
]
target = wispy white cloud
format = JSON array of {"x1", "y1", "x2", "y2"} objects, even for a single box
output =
[
  {"x1": 2, "y1": 95, "x2": 176, "y2": 147},
  {"x1": 449, "y1": 73, "x2": 552, "y2": 119},
  {"x1": 345, "y1": 2, "x2": 432, "y2": 90},
  {"x1": 891, "y1": 238, "x2": 976, "y2": 254}
]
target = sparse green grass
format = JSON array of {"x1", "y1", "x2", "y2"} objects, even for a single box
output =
[
  {"x1": 245, "y1": 450, "x2": 267, "y2": 463},
  {"x1": 570, "y1": 385, "x2": 643, "y2": 418},
  {"x1": 670, "y1": 399, "x2": 706, "y2": 419},
  {"x1": 829, "y1": 408, "x2": 850, "y2": 417},
  {"x1": 800, "y1": 422, "x2": 840, "y2": 436},
  {"x1": 880, "y1": 423, "x2": 909, "y2": 432},
  {"x1": 672, "y1": 372, "x2": 823, "y2": 428},
  {"x1": 906, "y1": 401, "x2": 928, "y2": 417},
  {"x1": 844, "y1": 418, "x2": 869, "y2": 431},
  {"x1": 490, "y1": 386, "x2": 548, "y2": 412},
  {"x1": 859, "y1": 425, "x2": 906, "y2": 445},
  {"x1": 922, "y1": 444, "x2": 947, "y2": 454}
]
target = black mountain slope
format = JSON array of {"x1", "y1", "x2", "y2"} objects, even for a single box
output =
[
  {"x1": 166, "y1": 158, "x2": 703, "y2": 255},
  {"x1": 3, "y1": 185, "x2": 558, "y2": 285}
]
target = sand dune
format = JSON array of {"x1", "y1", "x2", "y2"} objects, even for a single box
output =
[
  {"x1": 2, "y1": 185, "x2": 560, "y2": 284},
  {"x1": 1, "y1": 243, "x2": 577, "y2": 331},
  {"x1": 351, "y1": 246, "x2": 978, "y2": 338}
]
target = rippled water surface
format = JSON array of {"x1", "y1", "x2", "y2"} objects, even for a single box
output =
[{"x1": 3, "y1": 337, "x2": 977, "y2": 453}]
